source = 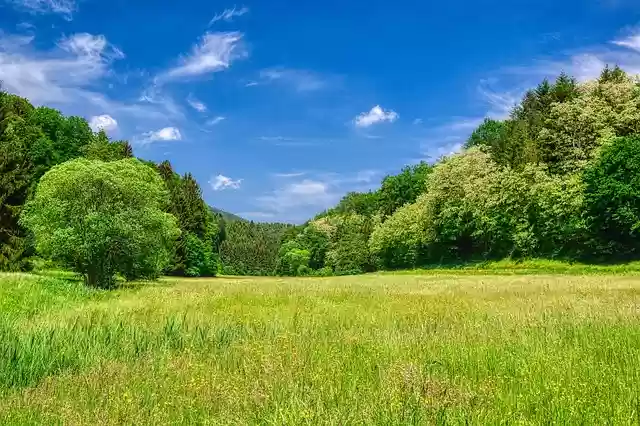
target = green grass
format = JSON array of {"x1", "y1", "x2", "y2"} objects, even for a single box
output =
[
  {"x1": 1, "y1": 272, "x2": 640, "y2": 424},
  {"x1": 391, "y1": 258, "x2": 640, "y2": 275}
]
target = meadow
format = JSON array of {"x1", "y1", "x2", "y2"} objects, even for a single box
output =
[{"x1": 1, "y1": 271, "x2": 639, "y2": 425}]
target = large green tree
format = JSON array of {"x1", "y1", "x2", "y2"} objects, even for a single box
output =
[
  {"x1": 21, "y1": 158, "x2": 180, "y2": 288},
  {"x1": 583, "y1": 135, "x2": 640, "y2": 258},
  {"x1": 156, "y1": 161, "x2": 222, "y2": 276}
]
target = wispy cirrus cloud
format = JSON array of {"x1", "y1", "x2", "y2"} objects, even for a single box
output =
[
  {"x1": 206, "y1": 116, "x2": 226, "y2": 126},
  {"x1": 480, "y1": 26, "x2": 640, "y2": 112},
  {"x1": 612, "y1": 28, "x2": 640, "y2": 52},
  {"x1": 209, "y1": 6, "x2": 249, "y2": 25},
  {"x1": 272, "y1": 172, "x2": 307, "y2": 178},
  {"x1": 187, "y1": 95, "x2": 207, "y2": 112},
  {"x1": 259, "y1": 67, "x2": 329, "y2": 92},
  {"x1": 58, "y1": 33, "x2": 124, "y2": 60},
  {"x1": 354, "y1": 105, "x2": 399, "y2": 128},
  {"x1": 159, "y1": 32, "x2": 245, "y2": 82},
  {"x1": 8, "y1": 0, "x2": 77, "y2": 20},
  {"x1": 257, "y1": 135, "x2": 323, "y2": 147},
  {"x1": 414, "y1": 25, "x2": 640, "y2": 167}
]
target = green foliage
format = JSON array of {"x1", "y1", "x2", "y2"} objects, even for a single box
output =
[
  {"x1": 5, "y1": 66, "x2": 640, "y2": 278},
  {"x1": 276, "y1": 240, "x2": 311, "y2": 276},
  {"x1": 465, "y1": 118, "x2": 507, "y2": 152},
  {"x1": 219, "y1": 221, "x2": 292, "y2": 276},
  {"x1": 325, "y1": 214, "x2": 375, "y2": 275},
  {"x1": 0, "y1": 92, "x2": 131, "y2": 271},
  {"x1": 183, "y1": 231, "x2": 218, "y2": 277},
  {"x1": 82, "y1": 130, "x2": 133, "y2": 162},
  {"x1": 156, "y1": 162, "x2": 222, "y2": 277},
  {"x1": 583, "y1": 135, "x2": 640, "y2": 258},
  {"x1": 330, "y1": 191, "x2": 380, "y2": 217},
  {"x1": 370, "y1": 148, "x2": 588, "y2": 269},
  {"x1": 377, "y1": 162, "x2": 432, "y2": 218},
  {"x1": 20, "y1": 158, "x2": 180, "y2": 288}
]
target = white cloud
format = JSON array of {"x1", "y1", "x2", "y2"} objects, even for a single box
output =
[
  {"x1": 477, "y1": 80, "x2": 520, "y2": 119},
  {"x1": 89, "y1": 114, "x2": 118, "y2": 132},
  {"x1": 161, "y1": 32, "x2": 245, "y2": 81},
  {"x1": 414, "y1": 116, "x2": 486, "y2": 165},
  {"x1": 0, "y1": 32, "x2": 177, "y2": 125},
  {"x1": 612, "y1": 29, "x2": 640, "y2": 52},
  {"x1": 0, "y1": 32, "x2": 124, "y2": 106},
  {"x1": 259, "y1": 68, "x2": 327, "y2": 92},
  {"x1": 9, "y1": 0, "x2": 77, "y2": 20},
  {"x1": 419, "y1": 139, "x2": 464, "y2": 163},
  {"x1": 58, "y1": 33, "x2": 124, "y2": 60},
  {"x1": 138, "y1": 127, "x2": 182, "y2": 144},
  {"x1": 187, "y1": 95, "x2": 207, "y2": 112},
  {"x1": 272, "y1": 172, "x2": 306, "y2": 178},
  {"x1": 138, "y1": 85, "x2": 185, "y2": 120},
  {"x1": 211, "y1": 174, "x2": 242, "y2": 191},
  {"x1": 245, "y1": 81, "x2": 259, "y2": 87},
  {"x1": 258, "y1": 179, "x2": 333, "y2": 214},
  {"x1": 354, "y1": 105, "x2": 399, "y2": 128},
  {"x1": 413, "y1": 118, "x2": 423, "y2": 125},
  {"x1": 206, "y1": 116, "x2": 226, "y2": 126},
  {"x1": 210, "y1": 6, "x2": 249, "y2": 24}
]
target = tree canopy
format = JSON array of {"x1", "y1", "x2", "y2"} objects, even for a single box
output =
[{"x1": 21, "y1": 158, "x2": 180, "y2": 288}]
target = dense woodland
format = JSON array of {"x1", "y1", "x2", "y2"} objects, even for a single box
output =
[
  {"x1": 273, "y1": 65, "x2": 640, "y2": 275},
  {"x1": 3, "y1": 65, "x2": 640, "y2": 282}
]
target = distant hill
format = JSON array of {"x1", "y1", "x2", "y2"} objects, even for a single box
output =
[{"x1": 210, "y1": 206, "x2": 246, "y2": 222}]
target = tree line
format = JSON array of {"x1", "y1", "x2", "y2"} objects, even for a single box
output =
[
  {"x1": 4, "y1": 65, "x2": 640, "y2": 283},
  {"x1": 273, "y1": 66, "x2": 640, "y2": 275}
]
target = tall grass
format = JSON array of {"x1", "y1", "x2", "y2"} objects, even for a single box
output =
[
  {"x1": 388, "y1": 258, "x2": 640, "y2": 275},
  {"x1": 1, "y1": 272, "x2": 639, "y2": 424}
]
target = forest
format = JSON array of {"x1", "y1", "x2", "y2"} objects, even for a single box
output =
[{"x1": 3, "y1": 65, "x2": 640, "y2": 282}]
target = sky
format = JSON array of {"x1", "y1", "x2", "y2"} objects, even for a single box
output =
[{"x1": 1, "y1": 0, "x2": 640, "y2": 223}]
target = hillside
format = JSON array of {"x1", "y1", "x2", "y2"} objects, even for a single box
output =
[{"x1": 209, "y1": 206, "x2": 245, "y2": 223}]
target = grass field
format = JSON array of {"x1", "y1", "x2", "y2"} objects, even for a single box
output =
[{"x1": 1, "y1": 272, "x2": 640, "y2": 425}]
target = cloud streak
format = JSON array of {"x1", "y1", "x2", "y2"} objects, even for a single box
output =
[
  {"x1": 9, "y1": 0, "x2": 77, "y2": 20},
  {"x1": 187, "y1": 95, "x2": 207, "y2": 112},
  {"x1": 210, "y1": 6, "x2": 249, "y2": 24},
  {"x1": 206, "y1": 116, "x2": 226, "y2": 126},
  {"x1": 259, "y1": 67, "x2": 328, "y2": 92},
  {"x1": 160, "y1": 32, "x2": 245, "y2": 81}
]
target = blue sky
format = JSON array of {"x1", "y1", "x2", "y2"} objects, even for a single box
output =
[{"x1": 1, "y1": 0, "x2": 640, "y2": 222}]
